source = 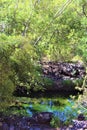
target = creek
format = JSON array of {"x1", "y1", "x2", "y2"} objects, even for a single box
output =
[{"x1": 10, "y1": 91, "x2": 79, "y2": 124}]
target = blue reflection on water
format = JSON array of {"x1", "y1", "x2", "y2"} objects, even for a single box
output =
[
  {"x1": 26, "y1": 99, "x2": 78, "y2": 122},
  {"x1": 52, "y1": 99, "x2": 78, "y2": 122},
  {"x1": 26, "y1": 109, "x2": 33, "y2": 117},
  {"x1": 53, "y1": 111, "x2": 67, "y2": 122},
  {"x1": 48, "y1": 100, "x2": 53, "y2": 108}
]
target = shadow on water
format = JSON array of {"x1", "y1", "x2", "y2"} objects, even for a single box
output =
[
  {"x1": 23, "y1": 91, "x2": 80, "y2": 118},
  {"x1": 29, "y1": 90, "x2": 80, "y2": 98}
]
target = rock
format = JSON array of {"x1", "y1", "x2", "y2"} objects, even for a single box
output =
[
  {"x1": 2, "y1": 123, "x2": 9, "y2": 130},
  {"x1": 41, "y1": 61, "x2": 86, "y2": 92},
  {"x1": 0, "y1": 113, "x2": 54, "y2": 129},
  {"x1": 72, "y1": 120, "x2": 87, "y2": 129},
  {"x1": 32, "y1": 112, "x2": 53, "y2": 125},
  {"x1": 42, "y1": 61, "x2": 85, "y2": 79},
  {"x1": 78, "y1": 114, "x2": 85, "y2": 121},
  {"x1": 0, "y1": 122, "x2": 3, "y2": 129}
]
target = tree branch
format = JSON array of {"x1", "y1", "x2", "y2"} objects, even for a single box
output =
[
  {"x1": 82, "y1": 4, "x2": 87, "y2": 18},
  {"x1": 34, "y1": 0, "x2": 73, "y2": 46}
]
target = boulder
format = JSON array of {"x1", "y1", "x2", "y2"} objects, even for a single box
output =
[
  {"x1": 78, "y1": 113, "x2": 85, "y2": 121},
  {"x1": 32, "y1": 112, "x2": 53, "y2": 125},
  {"x1": 72, "y1": 120, "x2": 87, "y2": 129}
]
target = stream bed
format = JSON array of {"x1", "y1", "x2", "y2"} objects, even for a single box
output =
[
  {"x1": 8, "y1": 92, "x2": 79, "y2": 124},
  {"x1": 1, "y1": 92, "x2": 87, "y2": 129}
]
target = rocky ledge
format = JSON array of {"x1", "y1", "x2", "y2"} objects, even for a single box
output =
[
  {"x1": 0, "y1": 113, "x2": 87, "y2": 130},
  {"x1": 72, "y1": 120, "x2": 87, "y2": 130},
  {"x1": 41, "y1": 61, "x2": 86, "y2": 91},
  {"x1": 0, "y1": 112, "x2": 53, "y2": 130}
]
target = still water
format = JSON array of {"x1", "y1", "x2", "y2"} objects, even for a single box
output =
[
  {"x1": 17, "y1": 92, "x2": 78, "y2": 122},
  {"x1": 9, "y1": 92, "x2": 80, "y2": 123}
]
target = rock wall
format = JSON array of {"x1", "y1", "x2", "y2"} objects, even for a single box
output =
[{"x1": 41, "y1": 62, "x2": 86, "y2": 91}]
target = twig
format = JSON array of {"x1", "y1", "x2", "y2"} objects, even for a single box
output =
[{"x1": 34, "y1": 0, "x2": 73, "y2": 45}]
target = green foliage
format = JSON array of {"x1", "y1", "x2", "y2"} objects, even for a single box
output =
[
  {"x1": 62, "y1": 80, "x2": 75, "y2": 90},
  {"x1": 0, "y1": 35, "x2": 15, "y2": 110},
  {"x1": 0, "y1": 0, "x2": 87, "y2": 62},
  {"x1": 62, "y1": 79, "x2": 83, "y2": 91},
  {"x1": 0, "y1": 34, "x2": 43, "y2": 110},
  {"x1": 0, "y1": 0, "x2": 87, "y2": 118},
  {"x1": 75, "y1": 72, "x2": 87, "y2": 118},
  {"x1": 50, "y1": 116, "x2": 60, "y2": 128},
  {"x1": 43, "y1": 77, "x2": 54, "y2": 88}
]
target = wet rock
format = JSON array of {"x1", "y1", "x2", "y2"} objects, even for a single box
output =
[
  {"x1": 0, "y1": 115, "x2": 31, "y2": 129},
  {"x1": 1, "y1": 114, "x2": 87, "y2": 130},
  {"x1": 0, "y1": 122, "x2": 3, "y2": 129},
  {"x1": 2, "y1": 123, "x2": 9, "y2": 130},
  {"x1": 32, "y1": 112, "x2": 53, "y2": 125},
  {"x1": 30, "y1": 124, "x2": 53, "y2": 130},
  {"x1": 78, "y1": 113, "x2": 85, "y2": 121},
  {"x1": 0, "y1": 113, "x2": 55, "y2": 129},
  {"x1": 72, "y1": 120, "x2": 87, "y2": 129}
]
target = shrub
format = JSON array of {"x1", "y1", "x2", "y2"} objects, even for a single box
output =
[{"x1": 0, "y1": 34, "x2": 43, "y2": 110}]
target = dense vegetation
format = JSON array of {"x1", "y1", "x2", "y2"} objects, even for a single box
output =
[{"x1": 0, "y1": 0, "x2": 87, "y2": 126}]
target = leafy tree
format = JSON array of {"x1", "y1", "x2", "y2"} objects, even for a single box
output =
[
  {"x1": 0, "y1": 34, "x2": 42, "y2": 110},
  {"x1": 0, "y1": 0, "x2": 87, "y2": 111}
]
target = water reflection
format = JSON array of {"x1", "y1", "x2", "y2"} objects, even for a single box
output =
[
  {"x1": 48, "y1": 100, "x2": 53, "y2": 108},
  {"x1": 26, "y1": 98, "x2": 78, "y2": 123}
]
